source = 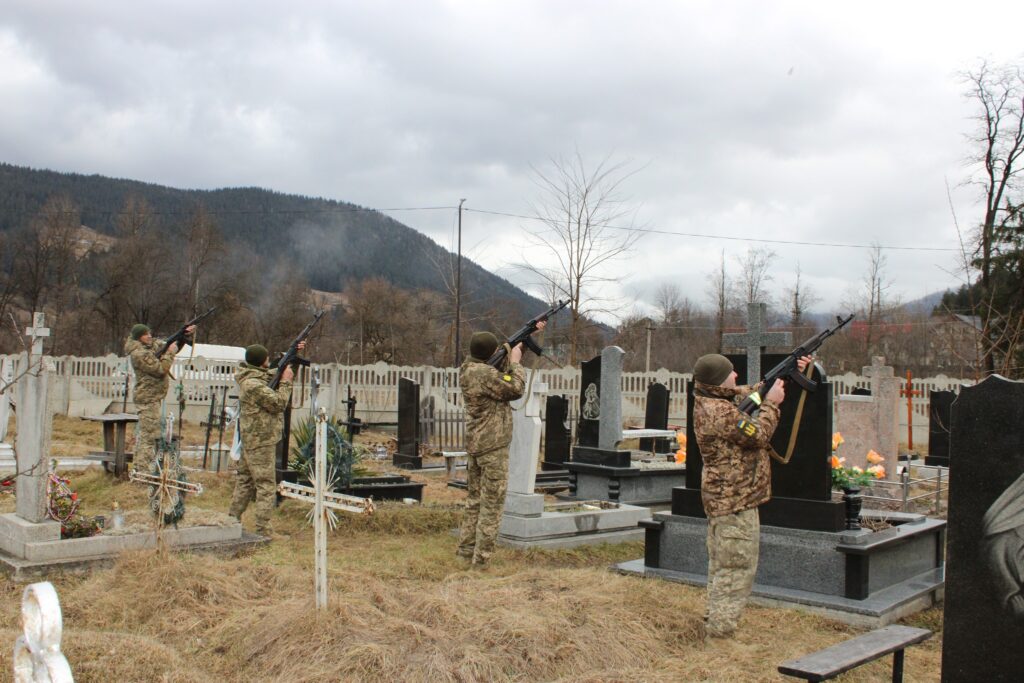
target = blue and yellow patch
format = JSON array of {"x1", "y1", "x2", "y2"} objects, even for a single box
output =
[{"x1": 736, "y1": 419, "x2": 758, "y2": 437}]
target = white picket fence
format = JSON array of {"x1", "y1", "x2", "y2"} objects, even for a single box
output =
[{"x1": 0, "y1": 354, "x2": 971, "y2": 449}]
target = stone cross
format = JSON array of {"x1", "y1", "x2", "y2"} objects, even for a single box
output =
[
  {"x1": 722, "y1": 303, "x2": 792, "y2": 384},
  {"x1": 25, "y1": 313, "x2": 50, "y2": 359},
  {"x1": 277, "y1": 407, "x2": 374, "y2": 610},
  {"x1": 12, "y1": 581, "x2": 73, "y2": 683},
  {"x1": 14, "y1": 313, "x2": 55, "y2": 523}
]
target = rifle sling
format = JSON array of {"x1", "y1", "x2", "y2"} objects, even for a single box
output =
[{"x1": 770, "y1": 362, "x2": 815, "y2": 465}]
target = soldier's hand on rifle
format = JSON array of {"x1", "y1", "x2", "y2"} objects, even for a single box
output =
[
  {"x1": 766, "y1": 381, "x2": 786, "y2": 405},
  {"x1": 281, "y1": 365, "x2": 295, "y2": 383},
  {"x1": 534, "y1": 321, "x2": 547, "y2": 334},
  {"x1": 185, "y1": 324, "x2": 197, "y2": 338},
  {"x1": 297, "y1": 341, "x2": 306, "y2": 351},
  {"x1": 796, "y1": 355, "x2": 813, "y2": 372},
  {"x1": 167, "y1": 341, "x2": 179, "y2": 355}
]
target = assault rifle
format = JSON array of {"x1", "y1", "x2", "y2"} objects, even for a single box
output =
[
  {"x1": 269, "y1": 310, "x2": 325, "y2": 390},
  {"x1": 736, "y1": 313, "x2": 854, "y2": 416},
  {"x1": 155, "y1": 307, "x2": 217, "y2": 358},
  {"x1": 486, "y1": 299, "x2": 569, "y2": 369}
]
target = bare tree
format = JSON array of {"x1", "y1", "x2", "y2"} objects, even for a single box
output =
[
  {"x1": 780, "y1": 263, "x2": 821, "y2": 329},
  {"x1": 705, "y1": 250, "x2": 731, "y2": 352},
  {"x1": 843, "y1": 244, "x2": 900, "y2": 363},
  {"x1": 520, "y1": 151, "x2": 643, "y2": 364},
  {"x1": 732, "y1": 246, "x2": 776, "y2": 306},
  {"x1": 962, "y1": 59, "x2": 1024, "y2": 374}
]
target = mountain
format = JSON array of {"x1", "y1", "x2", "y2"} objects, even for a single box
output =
[{"x1": 0, "y1": 162, "x2": 547, "y2": 317}]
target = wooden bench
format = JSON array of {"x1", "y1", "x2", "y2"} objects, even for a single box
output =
[
  {"x1": 778, "y1": 625, "x2": 932, "y2": 682},
  {"x1": 81, "y1": 413, "x2": 138, "y2": 478}
]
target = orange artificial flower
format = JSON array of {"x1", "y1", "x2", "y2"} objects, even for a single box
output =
[
  {"x1": 830, "y1": 455, "x2": 841, "y2": 469},
  {"x1": 676, "y1": 431, "x2": 687, "y2": 448},
  {"x1": 866, "y1": 450, "x2": 885, "y2": 465},
  {"x1": 831, "y1": 432, "x2": 844, "y2": 451},
  {"x1": 675, "y1": 449, "x2": 686, "y2": 465},
  {"x1": 868, "y1": 464, "x2": 886, "y2": 479}
]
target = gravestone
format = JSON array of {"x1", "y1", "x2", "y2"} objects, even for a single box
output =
[
  {"x1": 639, "y1": 382, "x2": 671, "y2": 454},
  {"x1": 598, "y1": 346, "x2": 625, "y2": 450},
  {"x1": 577, "y1": 354, "x2": 601, "y2": 448},
  {"x1": 835, "y1": 357, "x2": 900, "y2": 478},
  {"x1": 14, "y1": 314, "x2": 54, "y2": 524},
  {"x1": 678, "y1": 353, "x2": 843, "y2": 531},
  {"x1": 393, "y1": 377, "x2": 422, "y2": 469},
  {"x1": 722, "y1": 302, "x2": 792, "y2": 384},
  {"x1": 941, "y1": 376, "x2": 1024, "y2": 682},
  {"x1": 499, "y1": 375, "x2": 650, "y2": 549},
  {"x1": 542, "y1": 395, "x2": 571, "y2": 470},
  {"x1": 925, "y1": 390, "x2": 954, "y2": 468}
]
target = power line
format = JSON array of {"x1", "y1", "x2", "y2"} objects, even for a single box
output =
[{"x1": 463, "y1": 207, "x2": 959, "y2": 253}]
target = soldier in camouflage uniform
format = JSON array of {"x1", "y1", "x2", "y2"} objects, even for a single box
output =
[
  {"x1": 692, "y1": 352, "x2": 810, "y2": 638},
  {"x1": 456, "y1": 323, "x2": 545, "y2": 566},
  {"x1": 125, "y1": 323, "x2": 193, "y2": 474},
  {"x1": 228, "y1": 343, "x2": 300, "y2": 537}
]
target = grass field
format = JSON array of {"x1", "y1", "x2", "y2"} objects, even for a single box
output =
[{"x1": 0, "y1": 419, "x2": 943, "y2": 682}]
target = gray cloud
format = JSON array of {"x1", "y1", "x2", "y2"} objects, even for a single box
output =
[{"x1": 2, "y1": 0, "x2": 1020, "y2": 321}]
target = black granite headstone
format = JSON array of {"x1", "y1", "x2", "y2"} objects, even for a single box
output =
[
  {"x1": 640, "y1": 382, "x2": 671, "y2": 453},
  {"x1": 577, "y1": 354, "x2": 601, "y2": 448},
  {"x1": 925, "y1": 389, "x2": 954, "y2": 468},
  {"x1": 942, "y1": 376, "x2": 1024, "y2": 682},
  {"x1": 543, "y1": 394, "x2": 572, "y2": 470},
  {"x1": 679, "y1": 353, "x2": 844, "y2": 531},
  {"x1": 393, "y1": 377, "x2": 422, "y2": 469}
]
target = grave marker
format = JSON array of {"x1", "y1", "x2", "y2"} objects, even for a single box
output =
[
  {"x1": 639, "y1": 382, "x2": 671, "y2": 453},
  {"x1": 542, "y1": 395, "x2": 571, "y2": 470},
  {"x1": 393, "y1": 377, "x2": 422, "y2": 468},
  {"x1": 925, "y1": 390, "x2": 954, "y2": 468},
  {"x1": 278, "y1": 406, "x2": 374, "y2": 609},
  {"x1": 722, "y1": 302, "x2": 792, "y2": 384},
  {"x1": 12, "y1": 581, "x2": 73, "y2": 683},
  {"x1": 941, "y1": 375, "x2": 1024, "y2": 682}
]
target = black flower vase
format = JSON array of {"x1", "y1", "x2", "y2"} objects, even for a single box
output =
[{"x1": 842, "y1": 485, "x2": 863, "y2": 530}]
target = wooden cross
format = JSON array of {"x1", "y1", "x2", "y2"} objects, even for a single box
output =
[
  {"x1": 277, "y1": 406, "x2": 374, "y2": 610},
  {"x1": 722, "y1": 303, "x2": 793, "y2": 384},
  {"x1": 899, "y1": 370, "x2": 923, "y2": 451}
]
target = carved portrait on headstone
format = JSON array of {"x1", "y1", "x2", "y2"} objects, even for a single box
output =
[
  {"x1": 581, "y1": 383, "x2": 600, "y2": 420},
  {"x1": 983, "y1": 471, "x2": 1024, "y2": 619}
]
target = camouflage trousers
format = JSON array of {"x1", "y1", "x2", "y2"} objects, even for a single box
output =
[
  {"x1": 133, "y1": 401, "x2": 162, "y2": 475},
  {"x1": 228, "y1": 443, "x2": 277, "y2": 535},
  {"x1": 705, "y1": 507, "x2": 760, "y2": 637},
  {"x1": 457, "y1": 448, "x2": 509, "y2": 565}
]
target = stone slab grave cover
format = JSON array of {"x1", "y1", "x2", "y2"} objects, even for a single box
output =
[
  {"x1": 941, "y1": 375, "x2": 1024, "y2": 682},
  {"x1": 925, "y1": 389, "x2": 955, "y2": 468},
  {"x1": 498, "y1": 373, "x2": 650, "y2": 549},
  {"x1": 835, "y1": 356, "x2": 900, "y2": 479},
  {"x1": 565, "y1": 347, "x2": 686, "y2": 507}
]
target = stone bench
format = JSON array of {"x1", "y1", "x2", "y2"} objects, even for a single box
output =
[{"x1": 777, "y1": 625, "x2": 932, "y2": 682}]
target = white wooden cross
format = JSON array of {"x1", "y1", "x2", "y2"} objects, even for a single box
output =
[
  {"x1": 722, "y1": 302, "x2": 793, "y2": 384},
  {"x1": 13, "y1": 581, "x2": 73, "y2": 683},
  {"x1": 277, "y1": 406, "x2": 374, "y2": 609}
]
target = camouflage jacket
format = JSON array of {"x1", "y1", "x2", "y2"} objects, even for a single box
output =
[
  {"x1": 125, "y1": 337, "x2": 173, "y2": 405},
  {"x1": 460, "y1": 357, "x2": 526, "y2": 456},
  {"x1": 235, "y1": 363, "x2": 292, "y2": 449},
  {"x1": 693, "y1": 381, "x2": 781, "y2": 518}
]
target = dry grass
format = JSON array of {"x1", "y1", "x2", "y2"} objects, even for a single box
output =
[{"x1": 0, "y1": 422, "x2": 945, "y2": 682}]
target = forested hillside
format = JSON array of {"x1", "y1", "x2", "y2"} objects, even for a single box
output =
[{"x1": 0, "y1": 163, "x2": 554, "y2": 362}]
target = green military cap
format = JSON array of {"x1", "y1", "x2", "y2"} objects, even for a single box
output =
[
  {"x1": 245, "y1": 344, "x2": 269, "y2": 367},
  {"x1": 469, "y1": 332, "x2": 499, "y2": 361},
  {"x1": 131, "y1": 324, "x2": 150, "y2": 340},
  {"x1": 693, "y1": 354, "x2": 734, "y2": 386}
]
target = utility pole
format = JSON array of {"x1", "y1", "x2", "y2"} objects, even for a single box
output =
[
  {"x1": 645, "y1": 324, "x2": 655, "y2": 372},
  {"x1": 454, "y1": 198, "x2": 466, "y2": 368}
]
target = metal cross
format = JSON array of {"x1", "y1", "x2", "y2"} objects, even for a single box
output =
[
  {"x1": 277, "y1": 406, "x2": 374, "y2": 610},
  {"x1": 129, "y1": 415, "x2": 203, "y2": 542},
  {"x1": 722, "y1": 303, "x2": 793, "y2": 384}
]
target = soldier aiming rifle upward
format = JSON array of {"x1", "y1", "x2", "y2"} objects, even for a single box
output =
[{"x1": 486, "y1": 299, "x2": 569, "y2": 369}]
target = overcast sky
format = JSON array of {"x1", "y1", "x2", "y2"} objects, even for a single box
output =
[{"x1": 2, "y1": 1, "x2": 1022, "y2": 323}]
